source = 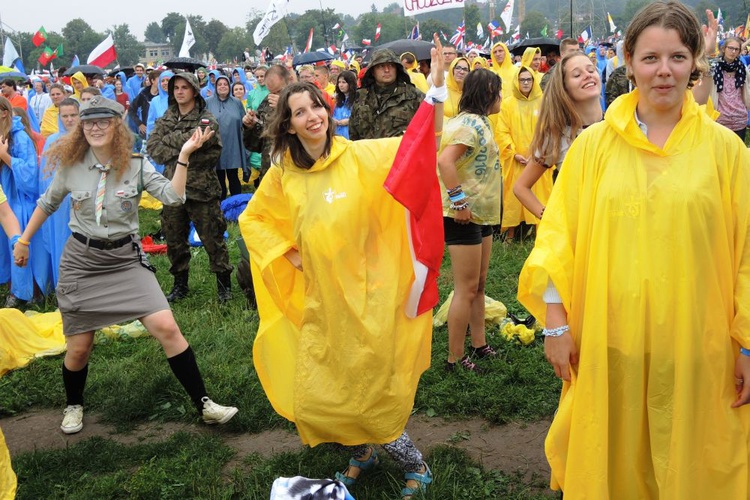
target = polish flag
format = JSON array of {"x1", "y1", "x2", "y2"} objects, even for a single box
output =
[
  {"x1": 384, "y1": 101, "x2": 443, "y2": 318},
  {"x1": 375, "y1": 24, "x2": 381, "y2": 41},
  {"x1": 87, "y1": 34, "x2": 117, "y2": 67}
]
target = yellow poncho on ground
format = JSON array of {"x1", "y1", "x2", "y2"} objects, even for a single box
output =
[
  {"x1": 0, "y1": 309, "x2": 65, "y2": 377},
  {"x1": 0, "y1": 427, "x2": 15, "y2": 500},
  {"x1": 239, "y1": 136, "x2": 432, "y2": 447},
  {"x1": 495, "y1": 66, "x2": 551, "y2": 228},
  {"x1": 518, "y1": 90, "x2": 750, "y2": 499}
]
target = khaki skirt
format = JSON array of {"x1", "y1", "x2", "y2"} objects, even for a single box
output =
[{"x1": 56, "y1": 235, "x2": 170, "y2": 336}]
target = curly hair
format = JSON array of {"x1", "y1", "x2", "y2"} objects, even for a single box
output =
[
  {"x1": 44, "y1": 118, "x2": 134, "y2": 180},
  {"x1": 265, "y1": 82, "x2": 334, "y2": 170}
]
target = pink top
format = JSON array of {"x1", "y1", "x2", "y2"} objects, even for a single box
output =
[{"x1": 717, "y1": 72, "x2": 748, "y2": 132}]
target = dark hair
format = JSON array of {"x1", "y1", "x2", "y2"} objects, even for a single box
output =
[
  {"x1": 266, "y1": 82, "x2": 334, "y2": 170},
  {"x1": 232, "y1": 81, "x2": 245, "y2": 93},
  {"x1": 458, "y1": 69, "x2": 501, "y2": 116},
  {"x1": 2, "y1": 79, "x2": 17, "y2": 90},
  {"x1": 624, "y1": 1, "x2": 707, "y2": 89},
  {"x1": 334, "y1": 71, "x2": 357, "y2": 108}
]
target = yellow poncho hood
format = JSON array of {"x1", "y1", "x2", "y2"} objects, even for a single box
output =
[
  {"x1": 471, "y1": 56, "x2": 489, "y2": 70},
  {"x1": 521, "y1": 47, "x2": 541, "y2": 79},
  {"x1": 399, "y1": 52, "x2": 429, "y2": 93},
  {"x1": 511, "y1": 65, "x2": 543, "y2": 101},
  {"x1": 445, "y1": 57, "x2": 468, "y2": 118},
  {"x1": 71, "y1": 71, "x2": 88, "y2": 100}
]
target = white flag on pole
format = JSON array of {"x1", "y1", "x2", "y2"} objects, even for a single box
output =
[
  {"x1": 500, "y1": 0, "x2": 515, "y2": 34},
  {"x1": 179, "y1": 18, "x2": 195, "y2": 57},
  {"x1": 253, "y1": 0, "x2": 290, "y2": 46},
  {"x1": 2, "y1": 38, "x2": 20, "y2": 68}
]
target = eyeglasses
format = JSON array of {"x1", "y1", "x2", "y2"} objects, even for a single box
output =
[
  {"x1": 82, "y1": 119, "x2": 112, "y2": 131},
  {"x1": 519, "y1": 78, "x2": 533, "y2": 84},
  {"x1": 726, "y1": 46, "x2": 740, "y2": 52},
  {"x1": 454, "y1": 66, "x2": 469, "y2": 73}
]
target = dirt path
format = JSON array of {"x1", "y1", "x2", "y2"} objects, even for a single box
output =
[{"x1": 2, "y1": 410, "x2": 551, "y2": 479}]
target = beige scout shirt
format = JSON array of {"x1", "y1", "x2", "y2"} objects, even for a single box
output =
[{"x1": 38, "y1": 150, "x2": 185, "y2": 240}]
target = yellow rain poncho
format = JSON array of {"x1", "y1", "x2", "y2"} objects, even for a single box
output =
[
  {"x1": 444, "y1": 57, "x2": 468, "y2": 118},
  {"x1": 0, "y1": 427, "x2": 15, "y2": 500},
  {"x1": 41, "y1": 105, "x2": 59, "y2": 137},
  {"x1": 521, "y1": 47, "x2": 541, "y2": 81},
  {"x1": 490, "y1": 42, "x2": 515, "y2": 95},
  {"x1": 239, "y1": 136, "x2": 432, "y2": 447},
  {"x1": 71, "y1": 72, "x2": 88, "y2": 101},
  {"x1": 471, "y1": 56, "x2": 489, "y2": 70},
  {"x1": 0, "y1": 309, "x2": 65, "y2": 377},
  {"x1": 399, "y1": 52, "x2": 429, "y2": 93},
  {"x1": 495, "y1": 66, "x2": 551, "y2": 228},
  {"x1": 518, "y1": 90, "x2": 750, "y2": 498}
]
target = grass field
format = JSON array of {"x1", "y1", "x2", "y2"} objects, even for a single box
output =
[{"x1": 1, "y1": 209, "x2": 559, "y2": 499}]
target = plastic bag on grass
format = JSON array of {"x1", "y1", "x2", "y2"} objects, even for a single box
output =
[
  {"x1": 97, "y1": 320, "x2": 150, "y2": 342},
  {"x1": 433, "y1": 290, "x2": 508, "y2": 327},
  {"x1": 270, "y1": 476, "x2": 354, "y2": 499}
]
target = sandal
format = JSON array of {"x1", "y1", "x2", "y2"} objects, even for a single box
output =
[
  {"x1": 401, "y1": 462, "x2": 433, "y2": 499},
  {"x1": 334, "y1": 447, "x2": 379, "y2": 487}
]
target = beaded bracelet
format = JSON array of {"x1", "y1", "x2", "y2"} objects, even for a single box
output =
[
  {"x1": 542, "y1": 325, "x2": 569, "y2": 337},
  {"x1": 741, "y1": 347, "x2": 750, "y2": 357},
  {"x1": 446, "y1": 185, "x2": 463, "y2": 196},
  {"x1": 449, "y1": 192, "x2": 466, "y2": 203},
  {"x1": 450, "y1": 201, "x2": 469, "y2": 211}
]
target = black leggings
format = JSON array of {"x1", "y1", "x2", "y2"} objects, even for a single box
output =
[{"x1": 216, "y1": 169, "x2": 241, "y2": 200}]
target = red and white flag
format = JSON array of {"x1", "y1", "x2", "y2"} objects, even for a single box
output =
[
  {"x1": 375, "y1": 24, "x2": 381, "y2": 41},
  {"x1": 87, "y1": 34, "x2": 117, "y2": 67},
  {"x1": 362, "y1": 38, "x2": 372, "y2": 46},
  {"x1": 384, "y1": 101, "x2": 443, "y2": 318},
  {"x1": 304, "y1": 28, "x2": 314, "y2": 53}
]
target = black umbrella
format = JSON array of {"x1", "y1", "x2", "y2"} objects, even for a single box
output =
[
  {"x1": 364, "y1": 39, "x2": 435, "y2": 63},
  {"x1": 63, "y1": 65, "x2": 106, "y2": 76},
  {"x1": 509, "y1": 37, "x2": 561, "y2": 56},
  {"x1": 108, "y1": 67, "x2": 135, "y2": 78},
  {"x1": 164, "y1": 57, "x2": 208, "y2": 71},
  {"x1": 292, "y1": 51, "x2": 334, "y2": 67}
]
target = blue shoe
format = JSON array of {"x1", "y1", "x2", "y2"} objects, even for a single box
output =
[
  {"x1": 335, "y1": 447, "x2": 379, "y2": 487},
  {"x1": 401, "y1": 463, "x2": 432, "y2": 499}
]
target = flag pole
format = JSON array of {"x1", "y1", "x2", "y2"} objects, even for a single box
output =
[{"x1": 570, "y1": 0, "x2": 573, "y2": 39}]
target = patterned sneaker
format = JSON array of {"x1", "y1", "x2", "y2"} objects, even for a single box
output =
[
  {"x1": 471, "y1": 344, "x2": 497, "y2": 359},
  {"x1": 201, "y1": 397, "x2": 238, "y2": 425},
  {"x1": 446, "y1": 356, "x2": 483, "y2": 373},
  {"x1": 61, "y1": 405, "x2": 84, "y2": 434}
]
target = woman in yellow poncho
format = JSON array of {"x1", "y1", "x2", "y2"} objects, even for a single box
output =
[
  {"x1": 444, "y1": 57, "x2": 470, "y2": 118},
  {"x1": 490, "y1": 42, "x2": 515, "y2": 94},
  {"x1": 496, "y1": 65, "x2": 551, "y2": 237},
  {"x1": 521, "y1": 47, "x2": 542, "y2": 81},
  {"x1": 518, "y1": 2, "x2": 750, "y2": 498},
  {"x1": 239, "y1": 38, "x2": 446, "y2": 500},
  {"x1": 70, "y1": 71, "x2": 88, "y2": 101}
]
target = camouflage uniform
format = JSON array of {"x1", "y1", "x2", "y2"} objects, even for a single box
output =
[
  {"x1": 349, "y1": 49, "x2": 424, "y2": 140},
  {"x1": 605, "y1": 65, "x2": 632, "y2": 109},
  {"x1": 540, "y1": 71, "x2": 552, "y2": 91},
  {"x1": 242, "y1": 96, "x2": 273, "y2": 181},
  {"x1": 147, "y1": 73, "x2": 232, "y2": 278}
]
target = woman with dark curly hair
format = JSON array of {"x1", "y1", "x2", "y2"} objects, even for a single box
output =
[{"x1": 14, "y1": 97, "x2": 238, "y2": 435}]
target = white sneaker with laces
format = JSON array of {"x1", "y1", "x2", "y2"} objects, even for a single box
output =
[
  {"x1": 61, "y1": 405, "x2": 84, "y2": 434},
  {"x1": 201, "y1": 397, "x2": 238, "y2": 425}
]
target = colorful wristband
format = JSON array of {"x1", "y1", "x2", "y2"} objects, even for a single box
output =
[
  {"x1": 542, "y1": 325, "x2": 569, "y2": 337},
  {"x1": 16, "y1": 237, "x2": 30, "y2": 246},
  {"x1": 10, "y1": 235, "x2": 20, "y2": 247},
  {"x1": 740, "y1": 347, "x2": 750, "y2": 357}
]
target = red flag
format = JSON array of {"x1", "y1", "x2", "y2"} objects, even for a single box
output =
[
  {"x1": 383, "y1": 101, "x2": 443, "y2": 317},
  {"x1": 32, "y1": 27, "x2": 47, "y2": 47},
  {"x1": 375, "y1": 23, "x2": 381, "y2": 41},
  {"x1": 555, "y1": 29, "x2": 564, "y2": 40},
  {"x1": 38, "y1": 46, "x2": 54, "y2": 66},
  {"x1": 87, "y1": 34, "x2": 117, "y2": 67},
  {"x1": 304, "y1": 28, "x2": 314, "y2": 53}
]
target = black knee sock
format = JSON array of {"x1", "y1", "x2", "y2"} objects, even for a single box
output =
[
  {"x1": 62, "y1": 362, "x2": 88, "y2": 406},
  {"x1": 167, "y1": 346, "x2": 208, "y2": 412}
]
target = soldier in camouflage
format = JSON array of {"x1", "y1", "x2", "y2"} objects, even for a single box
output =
[
  {"x1": 349, "y1": 49, "x2": 424, "y2": 140},
  {"x1": 147, "y1": 72, "x2": 234, "y2": 303},
  {"x1": 605, "y1": 65, "x2": 631, "y2": 109},
  {"x1": 242, "y1": 64, "x2": 291, "y2": 185}
]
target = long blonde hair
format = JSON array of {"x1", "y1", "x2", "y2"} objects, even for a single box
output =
[{"x1": 44, "y1": 119, "x2": 134, "y2": 179}]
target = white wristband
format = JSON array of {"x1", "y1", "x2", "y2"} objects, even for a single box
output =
[{"x1": 425, "y1": 84, "x2": 447, "y2": 104}]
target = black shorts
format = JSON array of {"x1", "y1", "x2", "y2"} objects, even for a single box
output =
[{"x1": 443, "y1": 217, "x2": 493, "y2": 245}]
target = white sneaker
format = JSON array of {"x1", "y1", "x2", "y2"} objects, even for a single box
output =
[
  {"x1": 201, "y1": 397, "x2": 238, "y2": 425},
  {"x1": 61, "y1": 405, "x2": 84, "y2": 434}
]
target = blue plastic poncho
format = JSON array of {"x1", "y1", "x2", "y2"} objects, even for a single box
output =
[
  {"x1": 200, "y1": 70, "x2": 221, "y2": 99},
  {"x1": 206, "y1": 76, "x2": 248, "y2": 173}
]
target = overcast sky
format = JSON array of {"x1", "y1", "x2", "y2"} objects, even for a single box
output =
[{"x1": 0, "y1": 0, "x2": 398, "y2": 40}]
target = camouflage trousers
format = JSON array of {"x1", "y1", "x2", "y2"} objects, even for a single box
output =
[{"x1": 162, "y1": 199, "x2": 232, "y2": 276}]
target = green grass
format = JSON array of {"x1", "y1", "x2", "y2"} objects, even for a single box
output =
[{"x1": 13, "y1": 432, "x2": 552, "y2": 499}]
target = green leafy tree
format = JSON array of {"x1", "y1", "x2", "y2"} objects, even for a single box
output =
[
  {"x1": 353, "y1": 12, "x2": 404, "y2": 46},
  {"x1": 109, "y1": 24, "x2": 145, "y2": 66},
  {"x1": 217, "y1": 27, "x2": 252, "y2": 63},
  {"x1": 205, "y1": 20, "x2": 230, "y2": 56},
  {"x1": 161, "y1": 12, "x2": 185, "y2": 43},
  {"x1": 144, "y1": 22, "x2": 166, "y2": 43},
  {"x1": 419, "y1": 19, "x2": 451, "y2": 41},
  {"x1": 62, "y1": 19, "x2": 102, "y2": 64},
  {"x1": 463, "y1": 4, "x2": 483, "y2": 44},
  {"x1": 520, "y1": 11, "x2": 549, "y2": 38}
]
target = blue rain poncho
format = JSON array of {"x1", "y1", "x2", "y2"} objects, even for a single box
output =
[
  {"x1": 206, "y1": 76, "x2": 248, "y2": 173},
  {"x1": 200, "y1": 70, "x2": 222, "y2": 99},
  {"x1": 125, "y1": 73, "x2": 145, "y2": 101},
  {"x1": 146, "y1": 71, "x2": 174, "y2": 136}
]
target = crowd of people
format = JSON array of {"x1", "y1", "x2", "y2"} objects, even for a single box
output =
[{"x1": 2, "y1": 1, "x2": 750, "y2": 498}]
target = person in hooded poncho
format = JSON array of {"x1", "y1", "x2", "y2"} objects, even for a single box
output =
[
  {"x1": 521, "y1": 47, "x2": 542, "y2": 81},
  {"x1": 238, "y1": 36, "x2": 447, "y2": 500},
  {"x1": 38, "y1": 98, "x2": 79, "y2": 288},
  {"x1": 400, "y1": 52, "x2": 429, "y2": 93},
  {"x1": 490, "y1": 42, "x2": 515, "y2": 95},
  {"x1": 517, "y1": 3, "x2": 750, "y2": 498},
  {"x1": 125, "y1": 63, "x2": 146, "y2": 101},
  {"x1": 247, "y1": 66, "x2": 270, "y2": 112},
  {"x1": 0, "y1": 96, "x2": 40, "y2": 307},
  {"x1": 70, "y1": 72, "x2": 88, "y2": 102},
  {"x1": 146, "y1": 70, "x2": 174, "y2": 137},
  {"x1": 206, "y1": 75, "x2": 247, "y2": 199},
  {"x1": 444, "y1": 57, "x2": 470, "y2": 118},
  {"x1": 201, "y1": 70, "x2": 221, "y2": 99},
  {"x1": 495, "y1": 65, "x2": 551, "y2": 236}
]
